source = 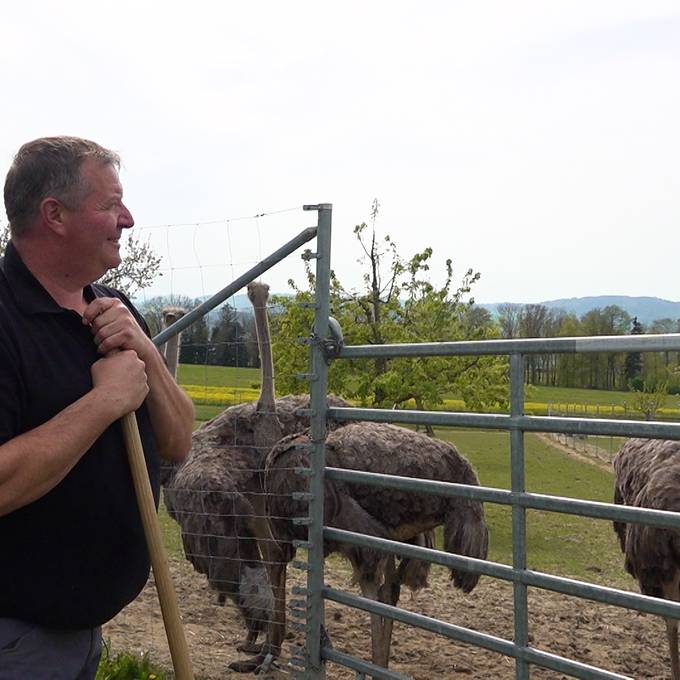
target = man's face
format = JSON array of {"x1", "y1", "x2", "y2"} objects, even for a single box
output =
[{"x1": 62, "y1": 158, "x2": 134, "y2": 279}]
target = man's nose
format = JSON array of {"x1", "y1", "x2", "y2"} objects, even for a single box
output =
[{"x1": 120, "y1": 203, "x2": 134, "y2": 229}]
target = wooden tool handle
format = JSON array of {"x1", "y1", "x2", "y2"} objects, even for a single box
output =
[{"x1": 121, "y1": 412, "x2": 194, "y2": 680}]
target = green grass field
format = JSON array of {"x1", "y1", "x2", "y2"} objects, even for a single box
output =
[
  {"x1": 178, "y1": 363, "x2": 680, "y2": 420},
  {"x1": 437, "y1": 428, "x2": 626, "y2": 586}
]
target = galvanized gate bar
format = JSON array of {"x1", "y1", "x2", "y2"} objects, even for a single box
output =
[
  {"x1": 305, "y1": 204, "x2": 334, "y2": 678},
  {"x1": 325, "y1": 467, "x2": 680, "y2": 529},
  {"x1": 323, "y1": 588, "x2": 631, "y2": 680},
  {"x1": 152, "y1": 226, "x2": 318, "y2": 347},
  {"x1": 327, "y1": 406, "x2": 680, "y2": 439},
  {"x1": 509, "y1": 354, "x2": 529, "y2": 680},
  {"x1": 323, "y1": 528, "x2": 680, "y2": 620},
  {"x1": 321, "y1": 649, "x2": 412, "y2": 680},
  {"x1": 338, "y1": 333, "x2": 680, "y2": 358}
]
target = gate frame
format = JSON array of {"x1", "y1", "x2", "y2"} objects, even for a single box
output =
[{"x1": 302, "y1": 204, "x2": 680, "y2": 680}]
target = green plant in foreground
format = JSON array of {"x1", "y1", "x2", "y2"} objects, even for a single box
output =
[{"x1": 96, "y1": 644, "x2": 166, "y2": 680}]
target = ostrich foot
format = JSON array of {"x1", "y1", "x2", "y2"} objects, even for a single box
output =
[
  {"x1": 236, "y1": 640, "x2": 263, "y2": 654},
  {"x1": 228, "y1": 654, "x2": 264, "y2": 673}
]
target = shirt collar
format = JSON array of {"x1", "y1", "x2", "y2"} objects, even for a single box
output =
[{"x1": 2, "y1": 240, "x2": 99, "y2": 315}]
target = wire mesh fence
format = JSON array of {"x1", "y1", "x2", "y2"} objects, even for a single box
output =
[{"x1": 99, "y1": 207, "x2": 323, "y2": 678}]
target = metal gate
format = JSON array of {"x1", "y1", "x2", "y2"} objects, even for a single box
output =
[
  {"x1": 154, "y1": 204, "x2": 680, "y2": 679},
  {"x1": 298, "y1": 204, "x2": 680, "y2": 679}
]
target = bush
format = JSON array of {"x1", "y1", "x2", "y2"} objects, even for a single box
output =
[
  {"x1": 628, "y1": 377, "x2": 644, "y2": 392},
  {"x1": 96, "y1": 644, "x2": 166, "y2": 680}
]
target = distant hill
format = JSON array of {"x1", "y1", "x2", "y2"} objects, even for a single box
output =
[
  {"x1": 480, "y1": 296, "x2": 680, "y2": 325},
  {"x1": 210, "y1": 293, "x2": 680, "y2": 327}
]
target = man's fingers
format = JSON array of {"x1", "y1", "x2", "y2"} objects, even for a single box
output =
[{"x1": 82, "y1": 297, "x2": 120, "y2": 325}]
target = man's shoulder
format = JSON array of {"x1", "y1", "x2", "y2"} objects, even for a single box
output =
[
  {"x1": 91, "y1": 283, "x2": 139, "y2": 311},
  {"x1": 92, "y1": 282, "x2": 126, "y2": 300}
]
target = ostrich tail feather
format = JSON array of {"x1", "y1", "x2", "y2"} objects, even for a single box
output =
[{"x1": 444, "y1": 503, "x2": 489, "y2": 593}]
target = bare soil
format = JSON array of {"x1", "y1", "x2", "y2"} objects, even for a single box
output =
[{"x1": 103, "y1": 556, "x2": 673, "y2": 679}]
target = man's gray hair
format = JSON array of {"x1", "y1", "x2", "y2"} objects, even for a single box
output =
[{"x1": 3, "y1": 136, "x2": 121, "y2": 238}]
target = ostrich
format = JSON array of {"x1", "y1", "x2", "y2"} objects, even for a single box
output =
[
  {"x1": 227, "y1": 289, "x2": 488, "y2": 673},
  {"x1": 161, "y1": 283, "x2": 349, "y2": 655},
  {"x1": 249, "y1": 424, "x2": 488, "y2": 672},
  {"x1": 613, "y1": 438, "x2": 680, "y2": 680},
  {"x1": 160, "y1": 305, "x2": 186, "y2": 379}
]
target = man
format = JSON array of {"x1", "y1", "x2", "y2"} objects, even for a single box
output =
[{"x1": 0, "y1": 137, "x2": 194, "y2": 679}]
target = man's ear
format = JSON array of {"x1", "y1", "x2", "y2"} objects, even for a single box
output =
[{"x1": 39, "y1": 197, "x2": 67, "y2": 236}]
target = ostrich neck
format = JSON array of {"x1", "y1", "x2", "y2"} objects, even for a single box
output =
[
  {"x1": 253, "y1": 301, "x2": 276, "y2": 414},
  {"x1": 164, "y1": 330, "x2": 181, "y2": 379},
  {"x1": 251, "y1": 297, "x2": 282, "y2": 454}
]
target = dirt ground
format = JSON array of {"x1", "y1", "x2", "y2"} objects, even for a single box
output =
[{"x1": 103, "y1": 554, "x2": 674, "y2": 680}]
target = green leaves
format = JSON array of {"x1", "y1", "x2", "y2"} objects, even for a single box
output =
[{"x1": 272, "y1": 206, "x2": 508, "y2": 414}]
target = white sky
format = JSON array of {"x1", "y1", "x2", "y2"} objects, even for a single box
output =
[{"x1": 2, "y1": 1, "x2": 679, "y2": 305}]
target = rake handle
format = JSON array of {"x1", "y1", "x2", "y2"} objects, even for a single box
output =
[{"x1": 121, "y1": 411, "x2": 194, "y2": 680}]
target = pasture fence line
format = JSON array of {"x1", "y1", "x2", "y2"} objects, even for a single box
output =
[{"x1": 148, "y1": 207, "x2": 323, "y2": 676}]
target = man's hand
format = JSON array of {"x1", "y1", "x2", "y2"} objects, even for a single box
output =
[
  {"x1": 83, "y1": 298, "x2": 155, "y2": 360},
  {"x1": 91, "y1": 351, "x2": 149, "y2": 420}
]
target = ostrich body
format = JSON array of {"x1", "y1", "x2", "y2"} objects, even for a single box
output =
[
  {"x1": 613, "y1": 438, "x2": 680, "y2": 680},
  {"x1": 256, "y1": 423, "x2": 488, "y2": 670}
]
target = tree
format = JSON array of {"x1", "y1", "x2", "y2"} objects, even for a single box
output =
[
  {"x1": 579, "y1": 305, "x2": 630, "y2": 390},
  {"x1": 497, "y1": 303, "x2": 522, "y2": 339},
  {"x1": 624, "y1": 316, "x2": 645, "y2": 389},
  {"x1": 136, "y1": 294, "x2": 214, "y2": 366},
  {"x1": 271, "y1": 202, "x2": 508, "y2": 420},
  {"x1": 631, "y1": 376, "x2": 668, "y2": 421},
  {"x1": 1, "y1": 221, "x2": 161, "y2": 299},
  {"x1": 648, "y1": 317, "x2": 678, "y2": 376},
  {"x1": 97, "y1": 233, "x2": 162, "y2": 298},
  {"x1": 0, "y1": 222, "x2": 9, "y2": 254},
  {"x1": 210, "y1": 303, "x2": 251, "y2": 367}
]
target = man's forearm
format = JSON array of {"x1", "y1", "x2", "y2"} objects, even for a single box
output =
[{"x1": 143, "y1": 348, "x2": 194, "y2": 462}]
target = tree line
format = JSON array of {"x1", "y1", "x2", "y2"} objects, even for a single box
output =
[{"x1": 496, "y1": 303, "x2": 680, "y2": 392}]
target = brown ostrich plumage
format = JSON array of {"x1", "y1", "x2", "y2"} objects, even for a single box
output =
[
  {"x1": 243, "y1": 421, "x2": 489, "y2": 672},
  {"x1": 613, "y1": 438, "x2": 680, "y2": 680},
  {"x1": 268, "y1": 422, "x2": 487, "y2": 590}
]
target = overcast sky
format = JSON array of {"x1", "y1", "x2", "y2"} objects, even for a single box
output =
[{"x1": 2, "y1": 2, "x2": 679, "y2": 305}]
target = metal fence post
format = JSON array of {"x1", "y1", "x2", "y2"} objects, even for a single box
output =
[
  {"x1": 305, "y1": 203, "x2": 333, "y2": 678},
  {"x1": 510, "y1": 353, "x2": 529, "y2": 680}
]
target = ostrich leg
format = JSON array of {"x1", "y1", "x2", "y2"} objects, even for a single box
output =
[
  {"x1": 360, "y1": 556, "x2": 402, "y2": 672},
  {"x1": 228, "y1": 558, "x2": 288, "y2": 673},
  {"x1": 376, "y1": 556, "x2": 401, "y2": 668}
]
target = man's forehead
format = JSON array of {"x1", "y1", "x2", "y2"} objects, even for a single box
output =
[{"x1": 80, "y1": 158, "x2": 123, "y2": 193}]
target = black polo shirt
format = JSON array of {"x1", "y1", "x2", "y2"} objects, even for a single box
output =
[{"x1": 0, "y1": 241, "x2": 160, "y2": 629}]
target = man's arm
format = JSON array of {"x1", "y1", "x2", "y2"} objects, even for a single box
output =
[
  {"x1": 83, "y1": 297, "x2": 194, "y2": 462},
  {"x1": 0, "y1": 351, "x2": 149, "y2": 517}
]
